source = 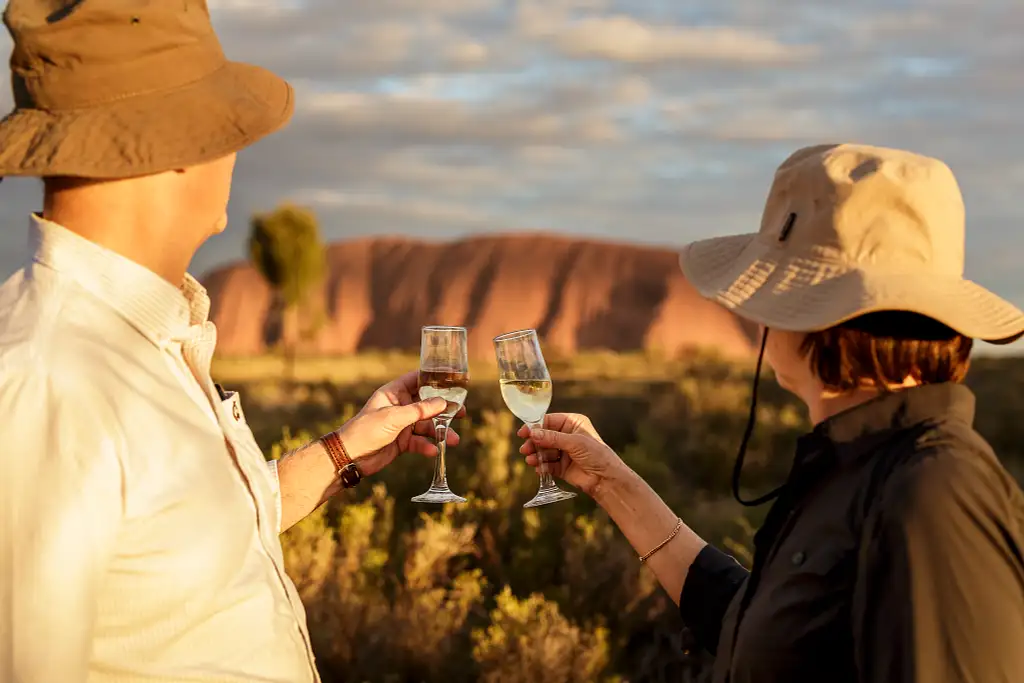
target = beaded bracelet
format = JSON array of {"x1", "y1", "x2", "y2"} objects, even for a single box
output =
[{"x1": 639, "y1": 518, "x2": 684, "y2": 564}]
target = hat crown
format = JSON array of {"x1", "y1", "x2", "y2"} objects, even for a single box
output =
[
  {"x1": 760, "y1": 144, "x2": 966, "y2": 277},
  {"x1": 4, "y1": 0, "x2": 225, "y2": 110}
]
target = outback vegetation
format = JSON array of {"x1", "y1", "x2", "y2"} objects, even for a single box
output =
[
  {"x1": 232, "y1": 204, "x2": 1024, "y2": 680},
  {"x1": 221, "y1": 350, "x2": 1024, "y2": 683}
]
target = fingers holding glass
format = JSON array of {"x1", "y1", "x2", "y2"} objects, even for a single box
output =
[
  {"x1": 493, "y1": 329, "x2": 576, "y2": 508},
  {"x1": 411, "y1": 326, "x2": 469, "y2": 504}
]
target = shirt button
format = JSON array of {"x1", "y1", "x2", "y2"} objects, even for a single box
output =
[{"x1": 791, "y1": 551, "x2": 806, "y2": 566}]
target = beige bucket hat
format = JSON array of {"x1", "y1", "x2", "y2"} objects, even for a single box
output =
[
  {"x1": 680, "y1": 143, "x2": 1024, "y2": 344},
  {"x1": 0, "y1": 0, "x2": 293, "y2": 179}
]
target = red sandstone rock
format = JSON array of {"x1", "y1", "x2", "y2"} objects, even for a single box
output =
[{"x1": 201, "y1": 233, "x2": 756, "y2": 360}]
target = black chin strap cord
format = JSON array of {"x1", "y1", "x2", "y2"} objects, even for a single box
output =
[{"x1": 731, "y1": 328, "x2": 787, "y2": 507}]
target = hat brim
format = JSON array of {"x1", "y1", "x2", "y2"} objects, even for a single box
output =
[
  {"x1": 680, "y1": 234, "x2": 1024, "y2": 345},
  {"x1": 0, "y1": 60, "x2": 293, "y2": 178}
]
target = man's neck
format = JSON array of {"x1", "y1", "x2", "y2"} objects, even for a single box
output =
[{"x1": 43, "y1": 203, "x2": 199, "y2": 287}]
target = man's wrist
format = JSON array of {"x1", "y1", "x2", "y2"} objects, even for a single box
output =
[
  {"x1": 334, "y1": 416, "x2": 370, "y2": 461},
  {"x1": 319, "y1": 430, "x2": 362, "y2": 489}
]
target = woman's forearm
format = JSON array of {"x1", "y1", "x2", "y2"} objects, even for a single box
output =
[{"x1": 593, "y1": 462, "x2": 708, "y2": 605}]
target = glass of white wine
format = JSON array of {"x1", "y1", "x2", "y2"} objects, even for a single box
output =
[
  {"x1": 412, "y1": 326, "x2": 469, "y2": 504},
  {"x1": 493, "y1": 329, "x2": 577, "y2": 508}
]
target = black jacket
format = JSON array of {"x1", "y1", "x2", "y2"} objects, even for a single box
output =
[{"x1": 679, "y1": 383, "x2": 1024, "y2": 682}]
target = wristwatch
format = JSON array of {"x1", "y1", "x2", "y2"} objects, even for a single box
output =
[{"x1": 319, "y1": 431, "x2": 362, "y2": 488}]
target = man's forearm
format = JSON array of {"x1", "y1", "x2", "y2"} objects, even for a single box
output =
[
  {"x1": 275, "y1": 440, "x2": 343, "y2": 532},
  {"x1": 593, "y1": 463, "x2": 708, "y2": 605}
]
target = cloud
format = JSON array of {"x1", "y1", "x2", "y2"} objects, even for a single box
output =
[
  {"x1": 298, "y1": 89, "x2": 624, "y2": 147},
  {"x1": 543, "y1": 16, "x2": 815, "y2": 64},
  {"x1": 0, "y1": 0, "x2": 1023, "y2": 350},
  {"x1": 210, "y1": 0, "x2": 495, "y2": 20},
  {"x1": 292, "y1": 189, "x2": 499, "y2": 226},
  {"x1": 708, "y1": 108, "x2": 838, "y2": 142},
  {"x1": 442, "y1": 40, "x2": 490, "y2": 67},
  {"x1": 210, "y1": 0, "x2": 503, "y2": 79}
]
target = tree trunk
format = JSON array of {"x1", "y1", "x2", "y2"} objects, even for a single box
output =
[
  {"x1": 281, "y1": 303, "x2": 300, "y2": 380},
  {"x1": 284, "y1": 341, "x2": 297, "y2": 381}
]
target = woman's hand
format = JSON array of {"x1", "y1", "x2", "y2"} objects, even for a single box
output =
[
  {"x1": 336, "y1": 371, "x2": 465, "y2": 477},
  {"x1": 517, "y1": 413, "x2": 625, "y2": 497}
]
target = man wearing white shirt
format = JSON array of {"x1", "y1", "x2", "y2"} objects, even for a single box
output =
[{"x1": 0, "y1": 1, "x2": 456, "y2": 681}]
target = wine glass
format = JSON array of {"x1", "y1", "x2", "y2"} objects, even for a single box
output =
[
  {"x1": 412, "y1": 326, "x2": 469, "y2": 504},
  {"x1": 493, "y1": 329, "x2": 577, "y2": 508}
]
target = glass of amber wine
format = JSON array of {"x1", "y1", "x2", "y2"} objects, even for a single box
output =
[
  {"x1": 412, "y1": 326, "x2": 469, "y2": 504},
  {"x1": 493, "y1": 329, "x2": 577, "y2": 508}
]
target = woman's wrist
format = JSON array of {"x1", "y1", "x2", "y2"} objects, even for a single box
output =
[
  {"x1": 591, "y1": 457, "x2": 639, "y2": 506},
  {"x1": 589, "y1": 460, "x2": 706, "y2": 603}
]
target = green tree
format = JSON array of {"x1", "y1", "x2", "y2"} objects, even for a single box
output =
[{"x1": 249, "y1": 203, "x2": 327, "y2": 376}]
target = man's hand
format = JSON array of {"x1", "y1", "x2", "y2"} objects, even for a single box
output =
[{"x1": 336, "y1": 371, "x2": 466, "y2": 477}]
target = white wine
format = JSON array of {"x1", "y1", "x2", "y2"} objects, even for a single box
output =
[
  {"x1": 419, "y1": 369, "x2": 469, "y2": 420},
  {"x1": 500, "y1": 378, "x2": 552, "y2": 424}
]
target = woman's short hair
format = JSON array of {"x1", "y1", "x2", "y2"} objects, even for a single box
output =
[{"x1": 799, "y1": 311, "x2": 973, "y2": 392}]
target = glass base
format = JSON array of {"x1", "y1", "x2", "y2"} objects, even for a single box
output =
[
  {"x1": 411, "y1": 486, "x2": 467, "y2": 504},
  {"x1": 523, "y1": 487, "x2": 577, "y2": 508}
]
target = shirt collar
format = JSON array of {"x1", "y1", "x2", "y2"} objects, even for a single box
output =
[
  {"x1": 794, "y1": 382, "x2": 976, "y2": 468},
  {"x1": 816, "y1": 382, "x2": 975, "y2": 445},
  {"x1": 29, "y1": 214, "x2": 212, "y2": 346}
]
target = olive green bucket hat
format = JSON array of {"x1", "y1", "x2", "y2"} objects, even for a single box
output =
[
  {"x1": 0, "y1": 0, "x2": 294, "y2": 178},
  {"x1": 680, "y1": 144, "x2": 1024, "y2": 344}
]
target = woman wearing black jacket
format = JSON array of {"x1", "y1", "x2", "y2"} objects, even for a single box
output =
[{"x1": 520, "y1": 144, "x2": 1024, "y2": 683}]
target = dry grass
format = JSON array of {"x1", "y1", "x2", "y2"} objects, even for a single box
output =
[
  {"x1": 231, "y1": 350, "x2": 1024, "y2": 683},
  {"x1": 211, "y1": 348, "x2": 749, "y2": 385}
]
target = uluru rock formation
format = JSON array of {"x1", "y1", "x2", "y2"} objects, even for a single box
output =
[{"x1": 201, "y1": 233, "x2": 756, "y2": 360}]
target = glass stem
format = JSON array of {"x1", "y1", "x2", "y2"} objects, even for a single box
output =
[
  {"x1": 430, "y1": 419, "x2": 451, "y2": 490},
  {"x1": 528, "y1": 421, "x2": 558, "y2": 490}
]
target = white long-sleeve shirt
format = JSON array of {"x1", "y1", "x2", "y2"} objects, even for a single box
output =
[{"x1": 0, "y1": 216, "x2": 319, "y2": 682}]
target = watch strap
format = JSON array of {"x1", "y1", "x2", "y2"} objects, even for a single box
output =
[{"x1": 319, "y1": 431, "x2": 362, "y2": 488}]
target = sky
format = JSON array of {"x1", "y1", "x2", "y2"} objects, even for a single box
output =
[{"x1": 0, "y1": 0, "x2": 1021, "y2": 351}]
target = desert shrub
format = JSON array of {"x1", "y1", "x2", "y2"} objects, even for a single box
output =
[
  {"x1": 229, "y1": 352, "x2": 1024, "y2": 682},
  {"x1": 472, "y1": 587, "x2": 611, "y2": 683},
  {"x1": 282, "y1": 485, "x2": 487, "y2": 682}
]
